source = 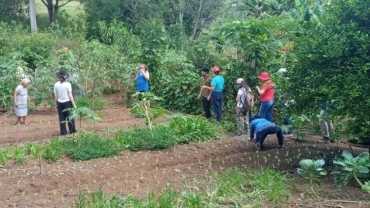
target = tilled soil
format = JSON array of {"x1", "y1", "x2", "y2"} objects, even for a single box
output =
[{"x1": 0, "y1": 94, "x2": 369, "y2": 208}]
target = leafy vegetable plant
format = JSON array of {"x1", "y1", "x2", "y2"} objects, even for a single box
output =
[
  {"x1": 331, "y1": 151, "x2": 370, "y2": 193},
  {"x1": 297, "y1": 158, "x2": 327, "y2": 198}
]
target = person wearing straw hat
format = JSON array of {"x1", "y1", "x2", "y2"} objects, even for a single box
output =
[
  {"x1": 14, "y1": 78, "x2": 31, "y2": 125},
  {"x1": 255, "y1": 72, "x2": 275, "y2": 122}
]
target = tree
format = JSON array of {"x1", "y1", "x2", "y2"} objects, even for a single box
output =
[
  {"x1": 40, "y1": 0, "x2": 74, "y2": 24},
  {"x1": 286, "y1": 0, "x2": 370, "y2": 135},
  {"x1": 0, "y1": 0, "x2": 27, "y2": 22}
]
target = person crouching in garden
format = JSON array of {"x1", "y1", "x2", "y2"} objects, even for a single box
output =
[
  {"x1": 249, "y1": 115, "x2": 284, "y2": 151},
  {"x1": 235, "y1": 78, "x2": 252, "y2": 137},
  {"x1": 197, "y1": 68, "x2": 212, "y2": 119},
  {"x1": 54, "y1": 70, "x2": 77, "y2": 136},
  {"x1": 14, "y1": 78, "x2": 31, "y2": 125},
  {"x1": 255, "y1": 72, "x2": 275, "y2": 122}
]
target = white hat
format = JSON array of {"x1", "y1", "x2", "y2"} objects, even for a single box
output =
[
  {"x1": 277, "y1": 68, "x2": 287, "y2": 74},
  {"x1": 236, "y1": 78, "x2": 243, "y2": 84}
]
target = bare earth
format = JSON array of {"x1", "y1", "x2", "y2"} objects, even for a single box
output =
[{"x1": 0, "y1": 94, "x2": 369, "y2": 208}]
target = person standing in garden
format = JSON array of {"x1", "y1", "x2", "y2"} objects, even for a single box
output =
[
  {"x1": 235, "y1": 78, "x2": 252, "y2": 137},
  {"x1": 255, "y1": 72, "x2": 275, "y2": 122},
  {"x1": 54, "y1": 70, "x2": 77, "y2": 135},
  {"x1": 249, "y1": 115, "x2": 285, "y2": 151},
  {"x1": 276, "y1": 68, "x2": 293, "y2": 136},
  {"x1": 135, "y1": 64, "x2": 150, "y2": 93},
  {"x1": 202, "y1": 66, "x2": 224, "y2": 122},
  {"x1": 318, "y1": 101, "x2": 335, "y2": 143},
  {"x1": 14, "y1": 78, "x2": 31, "y2": 125},
  {"x1": 135, "y1": 64, "x2": 150, "y2": 107},
  {"x1": 197, "y1": 68, "x2": 212, "y2": 119}
]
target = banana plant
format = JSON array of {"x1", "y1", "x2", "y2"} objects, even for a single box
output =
[{"x1": 297, "y1": 158, "x2": 327, "y2": 198}]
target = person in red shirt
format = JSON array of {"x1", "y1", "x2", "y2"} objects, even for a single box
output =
[{"x1": 255, "y1": 72, "x2": 275, "y2": 122}]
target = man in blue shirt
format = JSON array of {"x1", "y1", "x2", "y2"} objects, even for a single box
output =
[
  {"x1": 202, "y1": 66, "x2": 224, "y2": 121},
  {"x1": 249, "y1": 115, "x2": 284, "y2": 151}
]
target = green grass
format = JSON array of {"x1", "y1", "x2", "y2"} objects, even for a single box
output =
[
  {"x1": 35, "y1": 0, "x2": 84, "y2": 17},
  {"x1": 60, "y1": 133, "x2": 119, "y2": 161},
  {"x1": 75, "y1": 168, "x2": 294, "y2": 207}
]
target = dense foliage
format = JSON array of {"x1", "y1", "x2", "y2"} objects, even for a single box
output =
[{"x1": 286, "y1": 0, "x2": 370, "y2": 135}]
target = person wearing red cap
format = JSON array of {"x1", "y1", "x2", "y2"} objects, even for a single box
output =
[
  {"x1": 255, "y1": 72, "x2": 275, "y2": 122},
  {"x1": 202, "y1": 66, "x2": 224, "y2": 121}
]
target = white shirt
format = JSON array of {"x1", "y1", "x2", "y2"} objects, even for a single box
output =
[
  {"x1": 237, "y1": 88, "x2": 247, "y2": 108},
  {"x1": 54, "y1": 81, "x2": 72, "y2": 103}
]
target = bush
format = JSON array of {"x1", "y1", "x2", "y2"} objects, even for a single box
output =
[
  {"x1": 115, "y1": 125, "x2": 176, "y2": 151},
  {"x1": 59, "y1": 133, "x2": 119, "y2": 161}
]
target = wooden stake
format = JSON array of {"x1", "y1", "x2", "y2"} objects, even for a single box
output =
[
  {"x1": 16, "y1": 123, "x2": 19, "y2": 144},
  {"x1": 39, "y1": 154, "x2": 42, "y2": 176}
]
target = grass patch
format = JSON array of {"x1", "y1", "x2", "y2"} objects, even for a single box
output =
[
  {"x1": 115, "y1": 125, "x2": 177, "y2": 151},
  {"x1": 75, "y1": 168, "x2": 294, "y2": 207},
  {"x1": 168, "y1": 114, "x2": 223, "y2": 144},
  {"x1": 59, "y1": 133, "x2": 119, "y2": 161}
]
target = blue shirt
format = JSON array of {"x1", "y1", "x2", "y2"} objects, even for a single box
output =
[
  {"x1": 211, "y1": 75, "x2": 224, "y2": 92},
  {"x1": 249, "y1": 118, "x2": 272, "y2": 139},
  {"x1": 136, "y1": 72, "x2": 149, "y2": 92}
]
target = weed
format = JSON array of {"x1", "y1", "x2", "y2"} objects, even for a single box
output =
[
  {"x1": 0, "y1": 150, "x2": 10, "y2": 166},
  {"x1": 26, "y1": 142, "x2": 43, "y2": 158},
  {"x1": 13, "y1": 147, "x2": 27, "y2": 164}
]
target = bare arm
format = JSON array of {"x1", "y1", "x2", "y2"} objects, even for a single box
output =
[
  {"x1": 255, "y1": 86, "x2": 265, "y2": 95},
  {"x1": 143, "y1": 71, "x2": 150, "y2": 80},
  {"x1": 14, "y1": 90, "x2": 18, "y2": 106},
  {"x1": 68, "y1": 91, "x2": 76, "y2": 108},
  {"x1": 236, "y1": 93, "x2": 241, "y2": 102},
  {"x1": 202, "y1": 85, "x2": 215, "y2": 91}
]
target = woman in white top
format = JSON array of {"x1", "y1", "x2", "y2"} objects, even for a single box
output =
[
  {"x1": 54, "y1": 70, "x2": 77, "y2": 135},
  {"x1": 14, "y1": 79, "x2": 31, "y2": 125}
]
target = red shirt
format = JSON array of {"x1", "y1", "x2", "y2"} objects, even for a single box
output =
[{"x1": 259, "y1": 82, "x2": 275, "y2": 101}]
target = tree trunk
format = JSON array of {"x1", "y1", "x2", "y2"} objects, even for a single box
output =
[
  {"x1": 29, "y1": 0, "x2": 38, "y2": 32},
  {"x1": 190, "y1": 0, "x2": 205, "y2": 43}
]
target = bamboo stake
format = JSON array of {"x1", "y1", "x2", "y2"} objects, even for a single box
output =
[{"x1": 39, "y1": 154, "x2": 42, "y2": 176}]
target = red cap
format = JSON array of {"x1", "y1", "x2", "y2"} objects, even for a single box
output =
[
  {"x1": 257, "y1": 72, "x2": 270, "y2": 81},
  {"x1": 212, "y1": 66, "x2": 220, "y2": 73}
]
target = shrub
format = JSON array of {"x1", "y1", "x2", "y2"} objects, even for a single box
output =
[
  {"x1": 59, "y1": 133, "x2": 119, "y2": 161},
  {"x1": 115, "y1": 125, "x2": 176, "y2": 151}
]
